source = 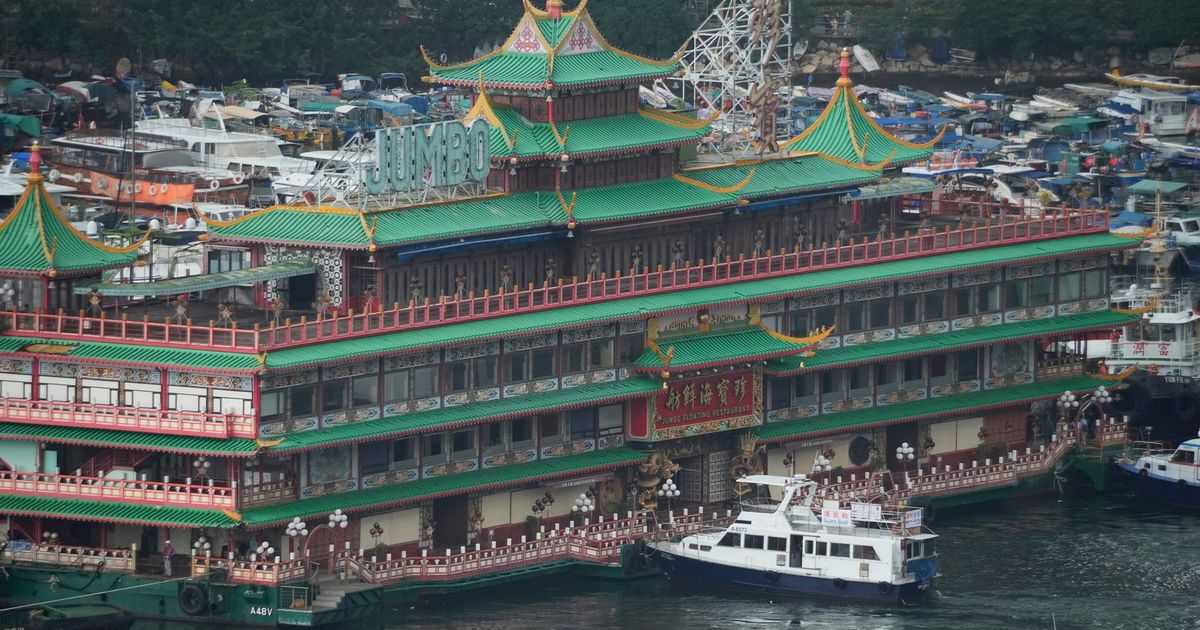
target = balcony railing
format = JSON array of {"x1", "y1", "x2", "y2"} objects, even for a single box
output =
[
  {"x1": 2, "y1": 543, "x2": 137, "y2": 573},
  {"x1": 0, "y1": 398, "x2": 257, "y2": 439},
  {"x1": 191, "y1": 554, "x2": 309, "y2": 586},
  {"x1": 0, "y1": 206, "x2": 1110, "y2": 353},
  {"x1": 0, "y1": 470, "x2": 237, "y2": 510}
]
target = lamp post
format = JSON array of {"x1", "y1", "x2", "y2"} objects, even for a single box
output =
[
  {"x1": 657, "y1": 478, "x2": 680, "y2": 512},
  {"x1": 895, "y1": 442, "x2": 915, "y2": 476},
  {"x1": 813, "y1": 454, "x2": 832, "y2": 481},
  {"x1": 1058, "y1": 390, "x2": 1081, "y2": 433},
  {"x1": 782, "y1": 452, "x2": 795, "y2": 476},
  {"x1": 369, "y1": 522, "x2": 385, "y2": 553},
  {"x1": 286, "y1": 517, "x2": 309, "y2": 562}
]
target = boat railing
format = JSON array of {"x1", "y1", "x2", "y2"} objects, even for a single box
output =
[
  {"x1": 0, "y1": 206, "x2": 1110, "y2": 353},
  {"x1": 2, "y1": 543, "x2": 136, "y2": 573},
  {"x1": 0, "y1": 469, "x2": 238, "y2": 510},
  {"x1": 190, "y1": 553, "x2": 309, "y2": 586}
]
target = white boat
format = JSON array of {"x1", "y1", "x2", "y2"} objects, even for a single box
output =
[
  {"x1": 1110, "y1": 90, "x2": 1190, "y2": 137},
  {"x1": 1116, "y1": 432, "x2": 1200, "y2": 507},
  {"x1": 135, "y1": 117, "x2": 315, "y2": 181},
  {"x1": 1105, "y1": 72, "x2": 1200, "y2": 92},
  {"x1": 649, "y1": 474, "x2": 940, "y2": 604},
  {"x1": 852, "y1": 45, "x2": 880, "y2": 72}
]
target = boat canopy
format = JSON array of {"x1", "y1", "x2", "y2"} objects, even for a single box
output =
[
  {"x1": 844, "y1": 177, "x2": 940, "y2": 202},
  {"x1": 75, "y1": 260, "x2": 315, "y2": 297},
  {"x1": 1126, "y1": 180, "x2": 1189, "y2": 196},
  {"x1": 4, "y1": 78, "x2": 47, "y2": 98},
  {"x1": 0, "y1": 113, "x2": 41, "y2": 137},
  {"x1": 300, "y1": 101, "x2": 340, "y2": 113}
]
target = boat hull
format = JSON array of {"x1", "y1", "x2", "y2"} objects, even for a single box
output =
[
  {"x1": 1115, "y1": 461, "x2": 1200, "y2": 507},
  {"x1": 652, "y1": 549, "x2": 934, "y2": 604}
]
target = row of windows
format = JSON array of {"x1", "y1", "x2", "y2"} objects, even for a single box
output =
[
  {"x1": 711, "y1": 533, "x2": 880, "y2": 561},
  {"x1": 790, "y1": 270, "x2": 1106, "y2": 335},
  {"x1": 768, "y1": 351, "x2": 985, "y2": 410},
  {"x1": 356, "y1": 406, "x2": 623, "y2": 475}
]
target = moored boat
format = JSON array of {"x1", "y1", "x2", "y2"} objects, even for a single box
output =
[
  {"x1": 1115, "y1": 433, "x2": 1200, "y2": 507},
  {"x1": 649, "y1": 474, "x2": 940, "y2": 604}
]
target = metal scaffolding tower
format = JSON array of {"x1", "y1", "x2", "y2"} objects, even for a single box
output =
[{"x1": 668, "y1": 0, "x2": 793, "y2": 156}]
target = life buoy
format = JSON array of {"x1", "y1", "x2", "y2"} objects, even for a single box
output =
[
  {"x1": 765, "y1": 571, "x2": 781, "y2": 583},
  {"x1": 48, "y1": 169, "x2": 61, "y2": 182},
  {"x1": 159, "y1": 184, "x2": 170, "y2": 196},
  {"x1": 72, "y1": 171, "x2": 84, "y2": 183},
  {"x1": 146, "y1": 184, "x2": 158, "y2": 196},
  {"x1": 209, "y1": 179, "x2": 221, "y2": 191},
  {"x1": 879, "y1": 581, "x2": 894, "y2": 593},
  {"x1": 177, "y1": 582, "x2": 208, "y2": 616},
  {"x1": 832, "y1": 578, "x2": 848, "y2": 589},
  {"x1": 122, "y1": 183, "x2": 134, "y2": 195},
  {"x1": 1172, "y1": 392, "x2": 1197, "y2": 418},
  {"x1": 134, "y1": 183, "x2": 143, "y2": 194},
  {"x1": 96, "y1": 178, "x2": 108, "y2": 190},
  {"x1": 1139, "y1": 468, "x2": 1149, "y2": 478},
  {"x1": 232, "y1": 172, "x2": 245, "y2": 185}
]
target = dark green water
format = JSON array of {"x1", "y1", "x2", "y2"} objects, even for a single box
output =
[{"x1": 135, "y1": 495, "x2": 1200, "y2": 630}]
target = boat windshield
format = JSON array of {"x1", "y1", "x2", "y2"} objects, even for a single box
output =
[
  {"x1": 219, "y1": 141, "x2": 282, "y2": 158},
  {"x1": 739, "y1": 484, "x2": 781, "y2": 513}
]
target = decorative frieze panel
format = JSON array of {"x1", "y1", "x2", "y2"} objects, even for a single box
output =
[
  {"x1": 931, "y1": 381, "x2": 982, "y2": 398},
  {"x1": 821, "y1": 397, "x2": 873, "y2": 415},
  {"x1": 899, "y1": 277, "x2": 949, "y2": 295},
  {"x1": 264, "y1": 370, "x2": 318, "y2": 389},
  {"x1": 952, "y1": 268, "x2": 1001, "y2": 287},
  {"x1": 0, "y1": 359, "x2": 32, "y2": 375},
  {"x1": 563, "y1": 323, "x2": 617, "y2": 343},
  {"x1": 1061, "y1": 255, "x2": 1103, "y2": 271},
  {"x1": 842, "y1": 329, "x2": 896, "y2": 347},
  {"x1": 985, "y1": 373, "x2": 1034, "y2": 389},
  {"x1": 541, "y1": 439, "x2": 596, "y2": 460},
  {"x1": 422, "y1": 459, "x2": 479, "y2": 479},
  {"x1": 1006, "y1": 261, "x2": 1053, "y2": 279},
  {"x1": 876, "y1": 388, "x2": 929, "y2": 407},
  {"x1": 361, "y1": 468, "x2": 418, "y2": 488},
  {"x1": 41, "y1": 361, "x2": 160, "y2": 384},
  {"x1": 898, "y1": 321, "x2": 950, "y2": 338},
  {"x1": 383, "y1": 351, "x2": 440, "y2": 370},
  {"x1": 170, "y1": 371, "x2": 251, "y2": 390},
  {"x1": 503, "y1": 333, "x2": 557, "y2": 353},
  {"x1": 1004, "y1": 306, "x2": 1056, "y2": 323},
  {"x1": 845, "y1": 283, "x2": 894, "y2": 303},
  {"x1": 766, "y1": 405, "x2": 819, "y2": 423},
  {"x1": 790, "y1": 291, "x2": 840, "y2": 310},
  {"x1": 322, "y1": 360, "x2": 378, "y2": 380},
  {"x1": 761, "y1": 300, "x2": 786, "y2": 315},
  {"x1": 950, "y1": 313, "x2": 1003, "y2": 331},
  {"x1": 620, "y1": 320, "x2": 645, "y2": 335},
  {"x1": 482, "y1": 449, "x2": 538, "y2": 469},
  {"x1": 445, "y1": 341, "x2": 499, "y2": 362}
]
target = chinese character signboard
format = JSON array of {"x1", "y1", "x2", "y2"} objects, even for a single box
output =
[{"x1": 644, "y1": 369, "x2": 762, "y2": 441}]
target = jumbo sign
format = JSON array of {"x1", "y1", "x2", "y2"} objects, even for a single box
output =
[{"x1": 363, "y1": 120, "x2": 491, "y2": 194}]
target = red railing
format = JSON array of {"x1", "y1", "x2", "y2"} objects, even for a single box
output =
[
  {"x1": 191, "y1": 554, "x2": 309, "y2": 586},
  {"x1": 3, "y1": 543, "x2": 137, "y2": 572},
  {"x1": 0, "y1": 207, "x2": 1110, "y2": 353},
  {"x1": 0, "y1": 470, "x2": 237, "y2": 510},
  {"x1": 0, "y1": 398, "x2": 257, "y2": 439}
]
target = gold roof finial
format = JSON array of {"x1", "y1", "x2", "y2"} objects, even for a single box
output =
[{"x1": 836, "y1": 49, "x2": 853, "y2": 87}]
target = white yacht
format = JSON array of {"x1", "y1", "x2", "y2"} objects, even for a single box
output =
[
  {"x1": 135, "y1": 117, "x2": 314, "y2": 181},
  {"x1": 649, "y1": 475, "x2": 940, "y2": 604},
  {"x1": 1116, "y1": 432, "x2": 1200, "y2": 507}
]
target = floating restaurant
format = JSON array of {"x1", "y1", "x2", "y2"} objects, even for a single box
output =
[{"x1": 0, "y1": 1, "x2": 1142, "y2": 625}]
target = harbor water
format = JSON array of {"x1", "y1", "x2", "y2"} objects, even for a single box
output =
[{"x1": 135, "y1": 494, "x2": 1200, "y2": 630}]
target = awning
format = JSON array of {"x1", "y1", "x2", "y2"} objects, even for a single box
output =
[
  {"x1": 0, "y1": 113, "x2": 41, "y2": 137},
  {"x1": 1126, "y1": 180, "x2": 1188, "y2": 196},
  {"x1": 75, "y1": 260, "x2": 314, "y2": 297},
  {"x1": 843, "y1": 177, "x2": 939, "y2": 202}
]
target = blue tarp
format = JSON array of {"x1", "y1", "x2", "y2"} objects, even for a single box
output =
[
  {"x1": 1100, "y1": 140, "x2": 1127, "y2": 153},
  {"x1": 1111, "y1": 211, "x2": 1152, "y2": 229}
]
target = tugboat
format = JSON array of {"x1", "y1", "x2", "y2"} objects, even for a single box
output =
[
  {"x1": 1115, "y1": 432, "x2": 1200, "y2": 507},
  {"x1": 649, "y1": 475, "x2": 939, "y2": 604}
]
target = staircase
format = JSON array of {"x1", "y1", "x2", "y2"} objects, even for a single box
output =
[
  {"x1": 77, "y1": 451, "x2": 154, "y2": 478},
  {"x1": 309, "y1": 576, "x2": 379, "y2": 612}
]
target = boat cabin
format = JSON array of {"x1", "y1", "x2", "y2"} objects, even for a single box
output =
[
  {"x1": 1111, "y1": 90, "x2": 1190, "y2": 137},
  {"x1": 1108, "y1": 287, "x2": 1200, "y2": 377}
]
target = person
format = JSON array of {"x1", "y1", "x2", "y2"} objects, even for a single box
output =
[
  {"x1": 823, "y1": 13, "x2": 831, "y2": 34},
  {"x1": 830, "y1": 16, "x2": 839, "y2": 35},
  {"x1": 1078, "y1": 416, "x2": 1089, "y2": 442},
  {"x1": 842, "y1": 9, "x2": 853, "y2": 32},
  {"x1": 163, "y1": 540, "x2": 175, "y2": 577}
]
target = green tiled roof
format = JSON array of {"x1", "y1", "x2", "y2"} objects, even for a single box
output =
[
  {"x1": 208, "y1": 154, "x2": 874, "y2": 249},
  {"x1": 0, "y1": 179, "x2": 140, "y2": 273},
  {"x1": 757, "y1": 375, "x2": 1110, "y2": 444},
  {"x1": 428, "y1": 12, "x2": 679, "y2": 89},
  {"x1": 783, "y1": 82, "x2": 941, "y2": 166},
  {"x1": 264, "y1": 233, "x2": 1135, "y2": 370},
  {"x1": 76, "y1": 260, "x2": 315, "y2": 297},
  {"x1": 488, "y1": 108, "x2": 707, "y2": 159},
  {"x1": 240, "y1": 447, "x2": 646, "y2": 527},
  {"x1": 0, "y1": 495, "x2": 236, "y2": 528},
  {"x1": 0, "y1": 337, "x2": 261, "y2": 372},
  {"x1": 634, "y1": 327, "x2": 814, "y2": 371},
  {"x1": 271, "y1": 378, "x2": 660, "y2": 454},
  {"x1": 767, "y1": 310, "x2": 1141, "y2": 375},
  {"x1": 0, "y1": 423, "x2": 260, "y2": 456}
]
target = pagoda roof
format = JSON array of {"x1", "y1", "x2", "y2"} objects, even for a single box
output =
[
  {"x1": 634, "y1": 325, "x2": 830, "y2": 372},
  {"x1": 467, "y1": 90, "x2": 710, "y2": 160},
  {"x1": 783, "y1": 51, "x2": 945, "y2": 167},
  {"x1": 0, "y1": 163, "x2": 145, "y2": 276},
  {"x1": 425, "y1": 0, "x2": 680, "y2": 89},
  {"x1": 205, "y1": 153, "x2": 876, "y2": 249}
]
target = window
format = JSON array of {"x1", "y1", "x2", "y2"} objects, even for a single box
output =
[
  {"x1": 351, "y1": 376, "x2": 378, "y2": 407},
  {"x1": 846, "y1": 302, "x2": 866, "y2": 332},
  {"x1": 978, "y1": 284, "x2": 1000, "y2": 312},
  {"x1": 423, "y1": 434, "x2": 445, "y2": 457},
  {"x1": 597, "y1": 404, "x2": 623, "y2": 437},
  {"x1": 413, "y1": 366, "x2": 438, "y2": 398},
  {"x1": 804, "y1": 539, "x2": 814, "y2": 554},
  {"x1": 532, "y1": 348, "x2": 556, "y2": 379},
  {"x1": 869, "y1": 299, "x2": 891, "y2": 328},
  {"x1": 821, "y1": 371, "x2": 843, "y2": 396},
  {"x1": 767, "y1": 537, "x2": 787, "y2": 552},
  {"x1": 1006, "y1": 279, "x2": 1028, "y2": 308},
  {"x1": 565, "y1": 344, "x2": 586, "y2": 373},
  {"x1": 929, "y1": 355, "x2": 949, "y2": 383},
  {"x1": 452, "y1": 429, "x2": 475, "y2": 456},
  {"x1": 124, "y1": 387, "x2": 159, "y2": 409},
  {"x1": 383, "y1": 369, "x2": 409, "y2": 403},
  {"x1": 794, "y1": 375, "x2": 816, "y2": 401},
  {"x1": 261, "y1": 391, "x2": 284, "y2": 423},
  {"x1": 207, "y1": 248, "x2": 250, "y2": 274},
  {"x1": 568, "y1": 409, "x2": 595, "y2": 440},
  {"x1": 589, "y1": 339, "x2": 614, "y2": 368},
  {"x1": 815, "y1": 541, "x2": 828, "y2": 555},
  {"x1": 512, "y1": 417, "x2": 534, "y2": 444},
  {"x1": 360, "y1": 441, "x2": 390, "y2": 475},
  {"x1": 923, "y1": 293, "x2": 944, "y2": 319},
  {"x1": 875, "y1": 362, "x2": 897, "y2": 389},
  {"x1": 829, "y1": 543, "x2": 851, "y2": 558},
  {"x1": 718, "y1": 533, "x2": 741, "y2": 547},
  {"x1": 956, "y1": 349, "x2": 979, "y2": 381},
  {"x1": 903, "y1": 358, "x2": 924, "y2": 384},
  {"x1": 853, "y1": 545, "x2": 880, "y2": 561},
  {"x1": 953, "y1": 288, "x2": 972, "y2": 317},
  {"x1": 815, "y1": 306, "x2": 838, "y2": 330},
  {"x1": 473, "y1": 357, "x2": 497, "y2": 388},
  {"x1": 393, "y1": 438, "x2": 416, "y2": 464},
  {"x1": 1058, "y1": 273, "x2": 1081, "y2": 302},
  {"x1": 769, "y1": 378, "x2": 792, "y2": 410},
  {"x1": 848, "y1": 365, "x2": 870, "y2": 393},
  {"x1": 446, "y1": 363, "x2": 469, "y2": 392},
  {"x1": 290, "y1": 385, "x2": 316, "y2": 417},
  {"x1": 539, "y1": 414, "x2": 561, "y2": 439},
  {"x1": 321, "y1": 379, "x2": 347, "y2": 412},
  {"x1": 484, "y1": 422, "x2": 505, "y2": 449},
  {"x1": 743, "y1": 535, "x2": 765, "y2": 549},
  {"x1": 619, "y1": 334, "x2": 643, "y2": 365},
  {"x1": 505, "y1": 353, "x2": 528, "y2": 382},
  {"x1": 1030, "y1": 276, "x2": 1053, "y2": 307},
  {"x1": 1084, "y1": 270, "x2": 1104, "y2": 298},
  {"x1": 901, "y1": 295, "x2": 920, "y2": 324}
]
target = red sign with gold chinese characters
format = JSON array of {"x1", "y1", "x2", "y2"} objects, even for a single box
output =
[{"x1": 648, "y1": 370, "x2": 762, "y2": 440}]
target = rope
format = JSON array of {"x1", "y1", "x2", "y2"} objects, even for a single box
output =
[{"x1": 0, "y1": 574, "x2": 194, "y2": 613}]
